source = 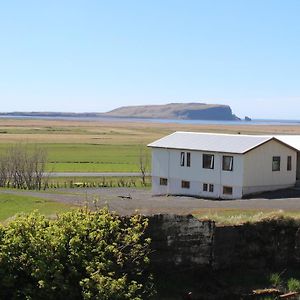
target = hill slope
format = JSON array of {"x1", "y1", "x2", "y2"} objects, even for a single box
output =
[{"x1": 105, "y1": 103, "x2": 239, "y2": 120}]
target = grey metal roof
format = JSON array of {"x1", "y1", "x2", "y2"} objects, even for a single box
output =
[{"x1": 148, "y1": 132, "x2": 280, "y2": 154}]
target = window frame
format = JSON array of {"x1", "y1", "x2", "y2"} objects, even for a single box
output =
[
  {"x1": 159, "y1": 178, "x2": 168, "y2": 186},
  {"x1": 209, "y1": 184, "x2": 214, "y2": 193},
  {"x1": 203, "y1": 154, "x2": 214, "y2": 169},
  {"x1": 203, "y1": 183, "x2": 208, "y2": 192},
  {"x1": 186, "y1": 152, "x2": 191, "y2": 167},
  {"x1": 180, "y1": 152, "x2": 185, "y2": 166},
  {"x1": 287, "y1": 155, "x2": 292, "y2": 171},
  {"x1": 181, "y1": 180, "x2": 190, "y2": 189},
  {"x1": 223, "y1": 186, "x2": 233, "y2": 195},
  {"x1": 222, "y1": 155, "x2": 233, "y2": 171},
  {"x1": 272, "y1": 156, "x2": 281, "y2": 172}
]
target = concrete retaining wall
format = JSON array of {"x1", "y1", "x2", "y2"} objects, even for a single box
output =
[{"x1": 146, "y1": 214, "x2": 300, "y2": 271}]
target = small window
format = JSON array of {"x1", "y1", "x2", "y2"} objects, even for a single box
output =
[
  {"x1": 203, "y1": 183, "x2": 208, "y2": 191},
  {"x1": 203, "y1": 154, "x2": 214, "y2": 169},
  {"x1": 181, "y1": 180, "x2": 190, "y2": 189},
  {"x1": 223, "y1": 156, "x2": 233, "y2": 171},
  {"x1": 272, "y1": 156, "x2": 281, "y2": 171},
  {"x1": 209, "y1": 184, "x2": 214, "y2": 192},
  {"x1": 160, "y1": 178, "x2": 168, "y2": 186},
  {"x1": 287, "y1": 156, "x2": 292, "y2": 171},
  {"x1": 186, "y1": 152, "x2": 191, "y2": 167},
  {"x1": 223, "y1": 186, "x2": 233, "y2": 195},
  {"x1": 180, "y1": 152, "x2": 185, "y2": 166}
]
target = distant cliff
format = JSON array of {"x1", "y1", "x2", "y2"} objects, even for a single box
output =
[
  {"x1": 105, "y1": 103, "x2": 240, "y2": 120},
  {"x1": 0, "y1": 103, "x2": 240, "y2": 121}
]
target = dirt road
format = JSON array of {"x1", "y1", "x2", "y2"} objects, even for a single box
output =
[{"x1": 2, "y1": 187, "x2": 300, "y2": 215}]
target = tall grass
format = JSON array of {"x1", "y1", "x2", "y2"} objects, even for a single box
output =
[{"x1": 195, "y1": 209, "x2": 300, "y2": 225}]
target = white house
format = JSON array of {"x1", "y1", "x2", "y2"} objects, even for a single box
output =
[
  {"x1": 271, "y1": 135, "x2": 300, "y2": 180},
  {"x1": 148, "y1": 132, "x2": 298, "y2": 199}
]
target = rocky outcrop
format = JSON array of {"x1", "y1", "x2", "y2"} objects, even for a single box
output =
[{"x1": 105, "y1": 103, "x2": 240, "y2": 121}]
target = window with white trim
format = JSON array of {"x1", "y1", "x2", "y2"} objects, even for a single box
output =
[
  {"x1": 180, "y1": 152, "x2": 185, "y2": 166},
  {"x1": 222, "y1": 156, "x2": 233, "y2": 171},
  {"x1": 203, "y1": 183, "x2": 214, "y2": 193},
  {"x1": 272, "y1": 156, "x2": 281, "y2": 171},
  {"x1": 223, "y1": 186, "x2": 233, "y2": 195},
  {"x1": 180, "y1": 152, "x2": 191, "y2": 167},
  {"x1": 203, "y1": 154, "x2": 214, "y2": 169}
]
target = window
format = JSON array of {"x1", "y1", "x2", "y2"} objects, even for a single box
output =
[
  {"x1": 222, "y1": 156, "x2": 233, "y2": 171},
  {"x1": 186, "y1": 152, "x2": 191, "y2": 167},
  {"x1": 272, "y1": 156, "x2": 281, "y2": 171},
  {"x1": 180, "y1": 152, "x2": 185, "y2": 166},
  {"x1": 160, "y1": 178, "x2": 168, "y2": 186},
  {"x1": 203, "y1": 183, "x2": 214, "y2": 192},
  {"x1": 181, "y1": 180, "x2": 190, "y2": 189},
  {"x1": 203, "y1": 154, "x2": 214, "y2": 169},
  {"x1": 180, "y1": 152, "x2": 191, "y2": 167},
  {"x1": 287, "y1": 156, "x2": 292, "y2": 171},
  {"x1": 223, "y1": 186, "x2": 233, "y2": 195}
]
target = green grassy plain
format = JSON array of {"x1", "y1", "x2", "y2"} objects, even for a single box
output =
[
  {"x1": 0, "y1": 118, "x2": 300, "y2": 173},
  {"x1": 0, "y1": 143, "x2": 145, "y2": 172},
  {"x1": 0, "y1": 194, "x2": 72, "y2": 222},
  {"x1": 46, "y1": 144, "x2": 143, "y2": 172}
]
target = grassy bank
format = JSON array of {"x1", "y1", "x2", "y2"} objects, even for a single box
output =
[
  {"x1": 0, "y1": 194, "x2": 73, "y2": 222},
  {"x1": 194, "y1": 208, "x2": 300, "y2": 225}
]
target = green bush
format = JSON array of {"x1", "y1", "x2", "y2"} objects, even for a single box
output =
[
  {"x1": 287, "y1": 278, "x2": 300, "y2": 292},
  {"x1": 269, "y1": 273, "x2": 283, "y2": 290},
  {"x1": 0, "y1": 208, "x2": 153, "y2": 299}
]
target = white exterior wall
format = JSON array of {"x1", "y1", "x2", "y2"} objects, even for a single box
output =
[
  {"x1": 243, "y1": 140, "x2": 297, "y2": 195},
  {"x1": 151, "y1": 148, "x2": 244, "y2": 199}
]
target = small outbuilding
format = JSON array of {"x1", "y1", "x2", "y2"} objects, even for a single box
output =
[{"x1": 148, "y1": 132, "x2": 298, "y2": 199}]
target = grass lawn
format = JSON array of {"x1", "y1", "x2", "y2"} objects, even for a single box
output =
[
  {"x1": 193, "y1": 208, "x2": 300, "y2": 225},
  {"x1": 0, "y1": 194, "x2": 73, "y2": 222}
]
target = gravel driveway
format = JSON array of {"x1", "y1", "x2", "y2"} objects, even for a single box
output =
[{"x1": 2, "y1": 187, "x2": 300, "y2": 215}]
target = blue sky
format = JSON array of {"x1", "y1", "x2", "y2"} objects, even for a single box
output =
[{"x1": 1, "y1": 1, "x2": 300, "y2": 119}]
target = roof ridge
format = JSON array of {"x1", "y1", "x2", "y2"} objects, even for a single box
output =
[{"x1": 174, "y1": 131, "x2": 271, "y2": 138}]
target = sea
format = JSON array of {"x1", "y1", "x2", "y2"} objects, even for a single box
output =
[{"x1": 0, "y1": 115, "x2": 300, "y2": 126}]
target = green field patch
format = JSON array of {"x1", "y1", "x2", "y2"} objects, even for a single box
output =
[
  {"x1": 47, "y1": 162, "x2": 140, "y2": 172},
  {"x1": 0, "y1": 143, "x2": 151, "y2": 173},
  {"x1": 0, "y1": 193, "x2": 72, "y2": 222},
  {"x1": 45, "y1": 143, "x2": 149, "y2": 172}
]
